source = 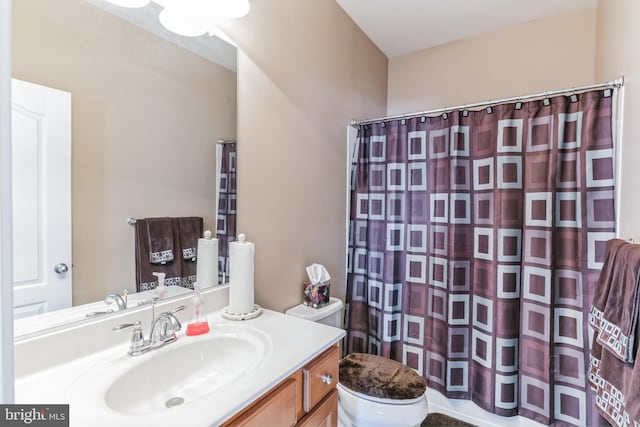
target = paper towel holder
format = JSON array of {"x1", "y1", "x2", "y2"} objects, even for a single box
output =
[
  {"x1": 222, "y1": 304, "x2": 262, "y2": 321},
  {"x1": 223, "y1": 232, "x2": 261, "y2": 320}
]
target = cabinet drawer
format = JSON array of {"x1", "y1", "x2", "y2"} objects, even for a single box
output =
[
  {"x1": 302, "y1": 345, "x2": 339, "y2": 412},
  {"x1": 297, "y1": 389, "x2": 338, "y2": 427},
  {"x1": 222, "y1": 378, "x2": 298, "y2": 427}
]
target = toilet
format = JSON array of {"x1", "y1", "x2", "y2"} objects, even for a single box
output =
[{"x1": 286, "y1": 297, "x2": 429, "y2": 427}]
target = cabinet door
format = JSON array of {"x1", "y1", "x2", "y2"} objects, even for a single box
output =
[
  {"x1": 222, "y1": 378, "x2": 298, "y2": 427},
  {"x1": 302, "y1": 346, "x2": 339, "y2": 412},
  {"x1": 297, "y1": 389, "x2": 338, "y2": 427}
]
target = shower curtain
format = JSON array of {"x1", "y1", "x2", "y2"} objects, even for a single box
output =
[
  {"x1": 215, "y1": 142, "x2": 237, "y2": 283},
  {"x1": 345, "y1": 89, "x2": 616, "y2": 426}
]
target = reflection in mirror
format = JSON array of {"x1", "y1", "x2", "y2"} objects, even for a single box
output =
[
  {"x1": 215, "y1": 140, "x2": 237, "y2": 283},
  {"x1": 12, "y1": 0, "x2": 237, "y2": 337}
]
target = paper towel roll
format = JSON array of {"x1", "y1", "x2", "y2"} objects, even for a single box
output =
[
  {"x1": 228, "y1": 233, "x2": 255, "y2": 314},
  {"x1": 196, "y1": 230, "x2": 218, "y2": 288}
]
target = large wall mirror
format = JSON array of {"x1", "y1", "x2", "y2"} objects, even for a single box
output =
[{"x1": 12, "y1": 0, "x2": 237, "y2": 337}]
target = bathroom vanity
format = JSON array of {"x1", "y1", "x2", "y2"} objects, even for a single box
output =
[
  {"x1": 222, "y1": 345, "x2": 339, "y2": 426},
  {"x1": 13, "y1": 286, "x2": 345, "y2": 427}
]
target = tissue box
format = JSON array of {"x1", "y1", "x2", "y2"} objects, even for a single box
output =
[{"x1": 303, "y1": 282, "x2": 330, "y2": 308}]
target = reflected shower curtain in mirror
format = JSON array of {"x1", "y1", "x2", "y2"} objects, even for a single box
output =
[
  {"x1": 216, "y1": 142, "x2": 237, "y2": 283},
  {"x1": 345, "y1": 90, "x2": 616, "y2": 426}
]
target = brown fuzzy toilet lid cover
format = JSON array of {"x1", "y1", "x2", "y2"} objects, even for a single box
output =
[{"x1": 339, "y1": 353, "x2": 427, "y2": 400}]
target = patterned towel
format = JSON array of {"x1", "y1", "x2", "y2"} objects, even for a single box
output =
[
  {"x1": 134, "y1": 216, "x2": 203, "y2": 292},
  {"x1": 135, "y1": 218, "x2": 181, "y2": 291},
  {"x1": 589, "y1": 239, "x2": 640, "y2": 426},
  {"x1": 589, "y1": 239, "x2": 640, "y2": 362},
  {"x1": 178, "y1": 217, "x2": 203, "y2": 261},
  {"x1": 144, "y1": 218, "x2": 174, "y2": 264}
]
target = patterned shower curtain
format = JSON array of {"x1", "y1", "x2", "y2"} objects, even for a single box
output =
[
  {"x1": 216, "y1": 142, "x2": 237, "y2": 283},
  {"x1": 345, "y1": 89, "x2": 616, "y2": 426}
]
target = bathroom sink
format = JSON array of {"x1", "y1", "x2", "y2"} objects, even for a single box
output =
[
  {"x1": 67, "y1": 324, "x2": 272, "y2": 416},
  {"x1": 20, "y1": 307, "x2": 347, "y2": 427}
]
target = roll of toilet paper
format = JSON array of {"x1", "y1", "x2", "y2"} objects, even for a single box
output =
[
  {"x1": 228, "y1": 233, "x2": 255, "y2": 314},
  {"x1": 196, "y1": 230, "x2": 218, "y2": 288}
]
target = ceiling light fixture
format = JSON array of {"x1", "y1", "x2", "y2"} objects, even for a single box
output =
[
  {"x1": 103, "y1": 0, "x2": 151, "y2": 8},
  {"x1": 102, "y1": 0, "x2": 250, "y2": 37}
]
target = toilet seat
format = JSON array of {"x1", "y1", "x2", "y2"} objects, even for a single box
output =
[
  {"x1": 284, "y1": 303, "x2": 428, "y2": 426},
  {"x1": 337, "y1": 383, "x2": 425, "y2": 405},
  {"x1": 339, "y1": 352, "x2": 426, "y2": 400}
]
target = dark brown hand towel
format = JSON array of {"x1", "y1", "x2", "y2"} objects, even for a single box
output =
[
  {"x1": 177, "y1": 217, "x2": 203, "y2": 261},
  {"x1": 145, "y1": 218, "x2": 175, "y2": 264},
  {"x1": 589, "y1": 239, "x2": 640, "y2": 362},
  {"x1": 135, "y1": 218, "x2": 181, "y2": 292},
  {"x1": 590, "y1": 338, "x2": 640, "y2": 426},
  {"x1": 589, "y1": 239, "x2": 640, "y2": 425}
]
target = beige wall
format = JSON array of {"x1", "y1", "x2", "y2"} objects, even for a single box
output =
[
  {"x1": 218, "y1": 0, "x2": 388, "y2": 312},
  {"x1": 13, "y1": 0, "x2": 236, "y2": 305},
  {"x1": 387, "y1": 8, "x2": 597, "y2": 115},
  {"x1": 596, "y1": 0, "x2": 640, "y2": 239},
  {"x1": 15, "y1": 0, "x2": 610, "y2": 316}
]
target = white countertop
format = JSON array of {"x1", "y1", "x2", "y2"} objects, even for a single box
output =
[{"x1": 14, "y1": 307, "x2": 345, "y2": 427}]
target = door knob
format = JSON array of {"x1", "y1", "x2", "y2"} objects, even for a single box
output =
[{"x1": 54, "y1": 263, "x2": 69, "y2": 274}]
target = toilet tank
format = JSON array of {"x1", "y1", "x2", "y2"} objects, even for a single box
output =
[{"x1": 285, "y1": 297, "x2": 344, "y2": 329}]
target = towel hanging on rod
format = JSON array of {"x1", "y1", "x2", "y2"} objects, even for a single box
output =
[{"x1": 134, "y1": 216, "x2": 203, "y2": 291}]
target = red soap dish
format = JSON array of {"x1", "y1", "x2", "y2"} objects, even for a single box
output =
[{"x1": 186, "y1": 322, "x2": 210, "y2": 336}]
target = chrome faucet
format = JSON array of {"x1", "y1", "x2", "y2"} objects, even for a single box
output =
[
  {"x1": 150, "y1": 312, "x2": 182, "y2": 348},
  {"x1": 104, "y1": 290, "x2": 128, "y2": 311},
  {"x1": 113, "y1": 304, "x2": 185, "y2": 356}
]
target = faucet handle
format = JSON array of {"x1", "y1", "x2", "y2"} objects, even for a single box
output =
[
  {"x1": 113, "y1": 320, "x2": 150, "y2": 356},
  {"x1": 171, "y1": 305, "x2": 186, "y2": 314},
  {"x1": 137, "y1": 296, "x2": 160, "y2": 306},
  {"x1": 112, "y1": 321, "x2": 137, "y2": 331}
]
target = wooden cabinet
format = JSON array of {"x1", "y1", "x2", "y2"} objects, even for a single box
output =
[
  {"x1": 302, "y1": 346, "x2": 339, "y2": 412},
  {"x1": 221, "y1": 378, "x2": 298, "y2": 427},
  {"x1": 222, "y1": 345, "x2": 339, "y2": 427},
  {"x1": 297, "y1": 389, "x2": 338, "y2": 427}
]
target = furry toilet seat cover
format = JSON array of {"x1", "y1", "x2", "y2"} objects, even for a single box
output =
[{"x1": 339, "y1": 353, "x2": 427, "y2": 400}]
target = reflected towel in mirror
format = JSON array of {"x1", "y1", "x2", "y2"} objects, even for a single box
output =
[
  {"x1": 135, "y1": 217, "x2": 203, "y2": 292},
  {"x1": 179, "y1": 217, "x2": 203, "y2": 261},
  {"x1": 145, "y1": 217, "x2": 174, "y2": 264}
]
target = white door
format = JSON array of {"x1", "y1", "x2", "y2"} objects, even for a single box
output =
[{"x1": 11, "y1": 78, "x2": 72, "y2": 318}]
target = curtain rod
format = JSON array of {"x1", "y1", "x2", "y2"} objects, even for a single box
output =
[
  {"x1": 217, "y1": 138, "x2": 237, "y2": 144},
  {"x1": 351, "y1": 77, "x2": 624, "y2": 127}
]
